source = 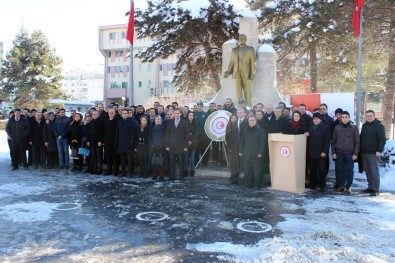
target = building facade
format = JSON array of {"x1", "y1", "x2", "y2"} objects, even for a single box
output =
[
  {"x1": 62, "y1": 69, "x2": 104, "y2": 102},
  {"x1": 98, "y1": 24, "x2": 179, "y2": 107}
]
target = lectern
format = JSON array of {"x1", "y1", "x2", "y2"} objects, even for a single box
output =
[{"x1": 268, "y1": 134, "x2": 308, "y2": 193}]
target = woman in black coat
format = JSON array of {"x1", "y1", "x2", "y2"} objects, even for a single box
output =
[
  {"x1": 81, "y1": 112, "x2": 92, "y2": 173},
  {"x1": 185, "y1": 112, "x2": 197, "y2": 176},
  {"x1": 284, "y1": 111, "x2": 307, "y2": 135},
  {"x1": 69, "y1": 113, "x2": 84, "y2": 171},
  {"x1": 135, "y1": 115, "x2": 150, "y2": 178},
  {"x1": 148, "y1": 115, "x2": 166, "y2": 181}
]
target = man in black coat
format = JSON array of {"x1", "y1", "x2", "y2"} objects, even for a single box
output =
[
  {"x1": 305, "y1": 112, "x2": 331, "y2": 191},
  {"x1": 42, "y1": 112, "x2": 58, "y2": 169},
  {"x1": 88, "y1": 110, "x2": 105, "y2": 174},
  {"x1": 28, "y1": 112, "x2": 46, "y2": 169},
  {"x1": 6, "y1": 109, "x2": 31, "y2": 170},
  {"x1": 360, "y1": 110, "x2": 386, "y2": 196},
  {"x1": 103, "y1": 109, "x2": 119, "y2": 175},
  {"x1": 166, "y1": 109, "x2": 189, "y2": 180},
  {"x1": 115, "y1": 109, "x2": 138, "y2": 177},
  {"x1": 268, "y1": 107, "x2": 288, "y2": 134},
  {"x1": 239, "y1": 116, "x2": 266, "y2": 188},
  {"x1": 227, "y1": 108, "x2": 248, "y2": 184}
]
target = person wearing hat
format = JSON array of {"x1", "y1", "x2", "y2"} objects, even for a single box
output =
[
  {"x1": 238, "y1": 99, "x2": 249, "y2": 114},
  {"x1": 305, "y1": 112, "x2": 331, "y2": 191}
]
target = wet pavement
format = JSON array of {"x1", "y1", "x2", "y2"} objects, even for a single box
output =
[{"x1": 0, "y1": 163, "x2": 306, "y2": 262}]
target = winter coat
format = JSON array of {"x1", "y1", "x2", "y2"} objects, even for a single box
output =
[
  {"x1": 187, "y1": 121, "x2": 198, "y2": 149},
  {"x1": 320, "y1": 113, "x2": 335, "y2": 128},
  {"x1": 165, "y1": 118, "x2": 189, "y2": 154},
  {"x1": 42, "y1": 121, "x2": 58, "y2": 152},
  {"x1": 103, "y1": 117, "x2": 119, "y2": 155},
  {"x1": 135, "y1": 125, "x2": 150, "y2": 152},
  {"x1": 301, "y1": 113, "x2": 312, "y2": 130},
  {"x1": 87, "y1": 118, "x2": 104, "y2": 147},
  {"x1": 115, "y1": 117, "x2": 138, "y2": 153},
  {"x1": 268, "y1": 117, "x2": 288, "y2": 134},
  {"x1": 284, "y1": 120, "x2": 307, "y2": 135},
  {"x1": 6, "y1": 116, "x2": 30, "y2": 142},
  {"x1": 69, "y1": 122, "x2": 83, "y2": 149},
  {"x1": 29, "y1": 119, "x2": 45, "y2": 147},
  {"x1": 239, "y1": 124, "x2": 266, "y2": 157},
  {"x1": 194, "y1": 111, "x2": 208, "y2": 136},
  {"x1": 331, "y1": 122, "x2": 360, "y2": 156},
  {"x1": 149, "y1": 124, "x2": 166, "y2": 154},
  {"x1": 307, "y1": 122, "x2": 331, "y2": 158},
  {"x1": 53, "y1": 115, "x2": 70, "y2": 138},
  {"x1": 360, "y1": 119, "x2": 386, "y2": 154}
]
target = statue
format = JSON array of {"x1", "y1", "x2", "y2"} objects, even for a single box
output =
[{"x1": 223, "y1": 34, "x2": 256, "y2": 106}]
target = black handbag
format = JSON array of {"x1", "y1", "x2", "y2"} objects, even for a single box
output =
[{"x1": 151, "y1": 154, "x2": 164, "y2": 167}]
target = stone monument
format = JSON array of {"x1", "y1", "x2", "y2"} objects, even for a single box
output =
[{"x1": 215, "y1": 16, "x2": 283, "y2": 107}]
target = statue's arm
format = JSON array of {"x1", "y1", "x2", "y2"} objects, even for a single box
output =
[{"x1": 224, "y1": 50, "x2": 235, "y2": 78}]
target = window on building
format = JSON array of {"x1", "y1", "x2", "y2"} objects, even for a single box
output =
[
  {"x1": 168, "y1": 63, "x2": 172, "y2": 70},
  {"x1": 118, "y1": 66, "x2": 123, "y2": 73},
  {"x1": 159, "y1": 64, "x2": 163, "y2": 71},
  {"x1": 109, "y1": 32, "x2": 119, "y2": 40},
  {"x1": 138, "y1": 64, "x2": 142, "y2": 72},
  {"x1": 119, "y1": 50, "x2": 123, "y2": 57},
  {"x1": 122, "y1": 82, "x2": 128, "y2": 89},
  {"x1": 121, "y1": 31, "x2": 126, "y2": 39},
  {"x1": 107, "y1": 66, "x2": 111, "y2": 73},
  {"x1": 164, "y1": 80, "x2": 171, "y2": 88},
  {"x1": 147, "y1": 80, "x2": 151, "y2": 88},
  {"x1": 138, "y1": 81, "x2": 142, "y2": 88},
  {"x1": 110, "y1": 82, "x2": 118, "y2": 88},
  {"x1": 147, "y1": 64, "x2": 152, "y2": 71},
  {"x1": 108, "y1": 51, "x2": 111, "y2": 57}
]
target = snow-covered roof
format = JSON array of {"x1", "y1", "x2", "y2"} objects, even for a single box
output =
[{"x1": 49, "y1": 99, "x2": 95, "y2": 106}]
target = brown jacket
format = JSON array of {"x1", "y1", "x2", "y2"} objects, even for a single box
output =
[{"x1": 331, "y1": 123, "x2": 360, "y2": 156}]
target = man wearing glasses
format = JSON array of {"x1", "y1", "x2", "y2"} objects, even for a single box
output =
[{"x1": 360, "y1": 110, "x2": 386, "y2": 196}]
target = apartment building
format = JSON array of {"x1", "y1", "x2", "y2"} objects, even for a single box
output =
[
  {"x1": 62, "y1": 68, "x2": 104, "y2": 102},
  {"x1": 99, "y1": 24, "x2": 179, "y2": 107}
]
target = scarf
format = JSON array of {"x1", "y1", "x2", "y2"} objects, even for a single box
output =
[{"x1": 291, "y1": 120, "x2": 300, "y2": 130}]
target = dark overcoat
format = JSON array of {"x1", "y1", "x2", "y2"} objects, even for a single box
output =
[{"x1": 115, "y1": 117, "x2": 138, "y2": 153}]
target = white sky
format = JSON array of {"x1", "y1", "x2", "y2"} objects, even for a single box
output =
[{"x1": 0, "y1": 0, "x2": 147, "y2": 72}]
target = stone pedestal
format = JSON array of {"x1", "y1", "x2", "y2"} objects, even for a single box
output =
[{"x1": 215, "y1": 16, "x2": 282, "y2": 107}]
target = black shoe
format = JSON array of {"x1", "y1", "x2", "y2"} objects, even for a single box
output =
[
  {"x1": 369, "y1": 190, "x2": 379, "y2": 196},
  {"x1": 152, "y1": 176, "x2": 157, "y2": 180},
  {"x1": 336, "y1": 187, "x2": 344, "y2": 192},
  {"x1": 190, "y1": 171, "x2": 195, "y2": 177},
  {"x1": 64, "y1": 165, "x2": 69, "y2": 170},
  {"x1": 362, "y1": 188, "x2": 374, "y2": 193},
  {"x1": 333, "y1": 184, "x2": 339, "y2": 190},
  {"x1": 345, "y1": 187, "x2": 352, "y2": 194},
  {"x1": 311, "y1": 186, "x2": 317, "y2": 190},
  {"x1": 168, "y1": 176, "x2": 175, "y2": 181},
  {"x1": 12, "y1": 167, "x2": 18, "y2": 171},
  {"x1": 159, "y1": 177, "x2": 164, "y2": 182},
  {"x1": 24, "y1": 166, "x2": 29, "y2": 170},
  {"x1": 320, "y1": 187, "x2": 326, "y2": 193}
]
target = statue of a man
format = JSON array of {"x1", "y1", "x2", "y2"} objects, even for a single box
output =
[{"x1": 224, "y1": 34, "x2": 256, "y2": 106}]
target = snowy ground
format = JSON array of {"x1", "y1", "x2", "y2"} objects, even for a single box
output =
[{"x1": 0, "y1": 130, "x2": 394, "y2": 262}]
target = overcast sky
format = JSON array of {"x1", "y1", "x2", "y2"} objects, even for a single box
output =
[{"x1": 0, "y1": 0, "x2": 147, "y2": 72}]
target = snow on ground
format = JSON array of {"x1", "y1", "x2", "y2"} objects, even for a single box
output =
[{"x1": 1, "y1": 130, "x2": 394, "y2": 262}]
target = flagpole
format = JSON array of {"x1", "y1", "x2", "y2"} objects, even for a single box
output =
[
  {"x1": 128, "y1": 0, "x2": 134, "y2": 107},
  {"x1": 356, "y1": 6, "x2": 363, "y2": 130}
]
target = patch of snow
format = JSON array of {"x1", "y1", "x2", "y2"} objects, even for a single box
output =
[
  {"x1": 0, "y1": 183, "x2": 51, "y2": 198},
  {"x1": 0, "y1": 201, "x2": 60, "y2": 223},
  {"x1": 265, "y1": 1, "x2": 278, "y2": 9},
  {"x1": 259, "y1": 44, "x2": 275, "y2": 53}
]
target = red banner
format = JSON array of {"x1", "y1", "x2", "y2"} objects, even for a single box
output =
[
  {"x1": 126, "y1": 1, "x2": 134, "y2": 45},
  {"x1": 352, "y1": 0, "x2": 364, "y2": 37}
]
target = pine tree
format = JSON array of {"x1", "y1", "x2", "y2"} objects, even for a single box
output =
[
  {"x1": 0, "y1": 28, "x2": 65, "y2": 109},
  {"x1": 134, "y1": 0, "x2": 244, "y2": 92},
  {"x1": 250, "y1": 0, "x2": 353, "y2": 93}
]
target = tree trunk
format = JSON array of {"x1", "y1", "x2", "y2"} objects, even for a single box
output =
[
  {"x1": 309, "y1": 40, "x2": 318, "y2": 93},
  {"x1": 381, "y1": 6, "x2": 395, "y2": 139}
]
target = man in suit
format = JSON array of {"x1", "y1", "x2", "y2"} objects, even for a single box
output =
[
  {"x1": 166, "y1": 109, "x2": 189, "y2": 180},
  {"x1": 224, "y1": 34, "x2": 256, "y2": 106}
]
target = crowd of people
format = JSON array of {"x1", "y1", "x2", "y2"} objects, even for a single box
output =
[{"x1": 5, "y1": 98, "x2": 386, "y2": 195}]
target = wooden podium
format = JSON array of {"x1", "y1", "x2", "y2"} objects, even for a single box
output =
[{"x1": 268, "y1": 134, "x2": 308, "y2": 194}]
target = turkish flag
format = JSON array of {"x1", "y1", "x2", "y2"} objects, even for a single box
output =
[
  {"x1": 352, "y1": 0, "x2": 364, "y2": 37},
  {"x1": 126, "y1": 1, "x2": 134, "y2": 45}
]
